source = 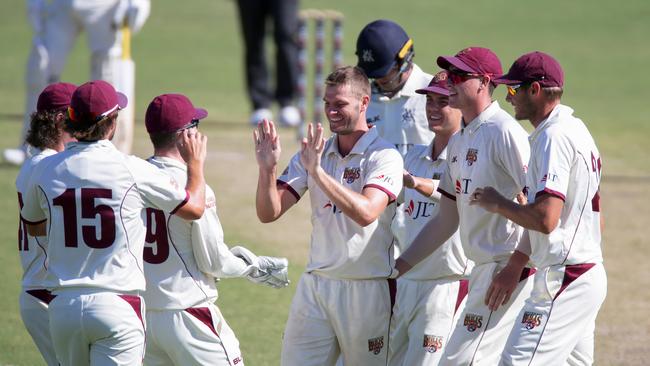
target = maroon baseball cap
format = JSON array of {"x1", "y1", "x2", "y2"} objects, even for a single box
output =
[
  {"x1": 68, "y1": 80, "x2": 127, "y2": 123},
  {"x1": 37, "y1": 82, "x2": 77, "y2": 112},
  {"x1": 437, "y1": 47, "x2": 503, "y2": 76},
  {"x1": 493, "y1": 51, "x2": 564, "y2": 87},
  {"x1": 145, "y1": 94, "x2": 208, "y2": 134},
  {"x1": 416, "y1": 71, "x2": 450, "y2": 96}
]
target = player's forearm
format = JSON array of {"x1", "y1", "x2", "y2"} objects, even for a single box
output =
[
  {"x1": 412, "y1": 177, "x2": 441, "y2": 202},
  {"x1": 256, "y1": 167, "x2": 283, "y2": 222},
  {"x1": 178, "y1": 161, "x2": 206, "y2": 220},
  {"x1": 495, "y1": 197, "x2": 558, "y2": 235},
  {"x1": 397, "y1": 212, "x2": 458, "y2": 275},
  {"x1": 26, "y1": 221, "x2": 47, "y2": 236},
  {"x1": 310, "y1": 166, "x2": 380, "y2": 227}
]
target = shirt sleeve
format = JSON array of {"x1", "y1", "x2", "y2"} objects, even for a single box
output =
[
  {"x1": 497, "y1": 124, "x2": 531, "y2": 197},
  {"x1": 437, "y1": 163, "x2": 456, "y2": 201},
  {"x1": 277, "y1": 152, "x2": 308, "y2": 201},
  {"x1": 130, "y1": 157, "x2": 189, "y2": 214},
  {"x1": 191, "y1": 186, "x2": 253, "y2": 278},
  {"x1": 532, "y1": 132, "x2": 572, "y2": 201},
  {"x1": 20, "y1": 163, "x2": 48, "y2": 224},
  {"x1": 363, "y1": 147, "x2": 403, "y2": 202}
]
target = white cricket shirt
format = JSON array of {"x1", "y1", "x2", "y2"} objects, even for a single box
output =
[
  {"x1": 526, "y1": 104, "x2": 603, "y2": 268},
  {"x1": 398, "y1": 142, "x2": 471, "y2": 280},
  {"x1": 278, "y1": 127, "x2": 403, "y2": 279},
  {"x1": 438, "y1": 101, "x2": 531, "y2": 265},
  {"x1": 16, "y1": 148, "x2": 57, "y2": 290},
  {"x1": 366, "y1": 64, "x2": 434, "y2": 156},
  {"x1": 20, "y1": 140, "x2": 189, "y2": 293},
  {"x1": 143, "y1": 156, "x2": 253, "y2": 310}
]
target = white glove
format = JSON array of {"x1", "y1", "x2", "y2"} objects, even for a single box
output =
[
  {"x1": 27, "y1": 0, "x2": 47, "y2": 35},
  {"x1": 113, "y1": 0, "x2": 151, "y2": 34},
  {"x1": 230, "y1": 246, "x2": 290, "y2": 289}
]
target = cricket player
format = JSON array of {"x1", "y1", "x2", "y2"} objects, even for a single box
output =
[
  {"x1": 15, "y1": 82, "x2": 76, "y2": 366},
  {"x1": 142, "y1": 93, "x2": 289, "y2": 366},
  {"x1": 4, "y1": 0, "x2": 150, "y2": 164},
  {"x1": 394, "y1": 47, "x2": 534, "y2": 365},
  {"x1": 388, "y1": 71, "x2": 471, "y2": 366},
  {"x1": 355, "y1": 19, "x2": 433, "y2": 253},
  {"x1": 20, "y1": 80, "x2": 207, "y2": 365},
  {"x1": 470, "y1": 51, "x2": 607, "y2": 365},
  {"x1": 355, "y1": 19, "x2": 433, "y2": 157},
  {"x1": 254, "y1": 66, "x2": 403, "y2": 365}
]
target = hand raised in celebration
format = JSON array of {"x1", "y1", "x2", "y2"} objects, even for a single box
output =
[
  {"x1": 300, "y1": 123, "x2": 325, "y2": 174},
  {"x1": 177, "y1": 128, "x2": 207, "y2": 166},
  {"x1": 253, "y1": 119, "x2": 282, "y2": 171}
]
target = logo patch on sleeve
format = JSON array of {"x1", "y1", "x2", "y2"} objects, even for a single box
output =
[
  {"x1": 521, "y1": 311, "x2": 543, "y2": 330},
  {"x1": 463, "y1": 313, "x2": 483, "y2": 332},
  {"x1": 368, "y1": 336, "x2": 384, "y2": 355},
  {"x1": 423, "y1": 335, "x2": 444, "y2": 353}
]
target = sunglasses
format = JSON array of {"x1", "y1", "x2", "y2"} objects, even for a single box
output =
[
  {"x1": 507, "y1": 84, "x2": 524, "y2": 96},
  {"x1": 446, "y1": 70, "x2": 484, "y2": 85},
  {"x1": 176, "y1": 119, "x2": 200, "y2": 132}
]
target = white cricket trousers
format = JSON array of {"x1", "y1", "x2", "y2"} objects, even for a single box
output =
[
  {"x1": 281, "y1": 272, "x2": 395, "y2": 366},
  {"x1": 49, "y1": 290, "x2": 145, "y2": 366},
  {"x1": 388, "y1": 278, "x2": 469, "y2": 366},
  {"x1": 500, "y1": 262, "x2": 607, "y2": 366},
  {"x1": 441, "y1": 262, "x2": 535, "y2": 366},
  {"x1": 19, "y1": 289, "x2": 58, "y2": 366},
  {"x1": 144, "y1": 303, "x2": 243, "y2": 366}
]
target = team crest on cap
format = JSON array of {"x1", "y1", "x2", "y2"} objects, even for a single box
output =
[
  {"x1": 464, "y1": 313, "x2": 483, "y2": 332},
  {"x1": 423, "y1": 335, "x2": 444, "y2": 353},
  {"x1": 433, "y1": 71, "x2": 448, "y2": 83},
  {"x1": 466, "y1": 148, "x2": 478, "y2": 166},
  {"x1": 457, "y1": 47, "x2": 473, "y2": 56},
  {"x1": 343, "y1": 167, "x2": 361, "y2": 184},
  {"x1": 368, "y1": 336, "x2": 384, "y2": 355},
  {"x1": 362, "y1": 49, "x2": 375, "y2": 63},
  {"x1": 521, "y1": 311, "x2": 543, "y2": 330}
]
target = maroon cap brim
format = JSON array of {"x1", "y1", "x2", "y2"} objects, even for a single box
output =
[
  {"x1": 437, "y1": 56, "x2": 475, "y2": 73},
  {"x1": 415, "y1": 86, "x2": 450, "y2": 96},
  {"x1": 194, "y1": 108, "x2": 208, "y2": 120},
  {"x1": 117, "y1": 92, "x2": 128, "y2": 109},
  {"x1": 492, "y1": 74, "x2": 523, "y2": 85}
]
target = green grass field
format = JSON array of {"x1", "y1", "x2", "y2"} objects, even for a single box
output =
[{"x1": 1, "y1": 0, "x2": 649, "y2": 364}]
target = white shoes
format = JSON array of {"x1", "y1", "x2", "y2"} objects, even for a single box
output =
[
  {"x1": 249, "y1": 108, "x2": 273, "y2": 126},
  {"x1": 3, "y1": 147, "x2": 26, "y2": 166},
  {"x1": 279, "y1": 106, "x2": 301, "y2": 127},
  {"x1": 249, "y1": 106, "x2": 302, "y2": 127}
]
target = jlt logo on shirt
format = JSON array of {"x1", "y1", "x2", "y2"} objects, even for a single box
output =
[
  {"x1": 343, "y1": 167, "x2": 361, "y2": 184},
  {"x1": 323, "y1": 201, "x2": 342, "y2": 214},
  {"x1": 405, "y1": 200, "x2": 435, "y2": 219},
  {"x1": 455, "y1": 179, "x2": 472, "y2": 194},
  {"x1": 423, "y1": 334, "x2": 444, "y2": 353},
  {"x1": 541, "y1": 173, "x2": 558, "y2": 182}
]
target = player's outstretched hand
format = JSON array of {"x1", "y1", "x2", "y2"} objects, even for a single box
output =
[
  {"x1": 403, "y1": 170, "x2": 416, "y2": 189},
  {"x1": 230, "y1": 246, "x2": 290, "y2": 289},
  {"x1": 254, "y1": 119, "x2": 282, "y2": 171},
  {"x1": 484, "y1": 264, "x2": 521, "y2": 311},
  {"x1": 299, "y1": 123, "x2": 325, "y2": 174},
  {"x1": 177, "y1": 129, "x2": 207, "y2": 166}
]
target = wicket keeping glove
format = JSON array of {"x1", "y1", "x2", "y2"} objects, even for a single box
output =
[
  {"x1": 230, "y1": 246, "x2": 290, "y2": 289},
  {"x1": 113, "y1": 0, "x2": 151, "y2": 34}
]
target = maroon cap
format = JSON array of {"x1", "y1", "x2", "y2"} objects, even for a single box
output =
[
  {"x1": 437, "y1": 47, "x2": 503, "y2": 76},
  {"x1": 37, "y1": 82, "x2": 77, "y2": 112},
  {"x1": 493, "y1": 51, "x2": 564, "y2": 87},
  {"x1": 69, "y1": 80, "x2": 127, "y2": 123},
  {"x1": 416, "y1": 71, "x2": 450, "y2": 96},
  {"x1": 145, "y1": 94, "x2": 208, "y2": 134}
]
